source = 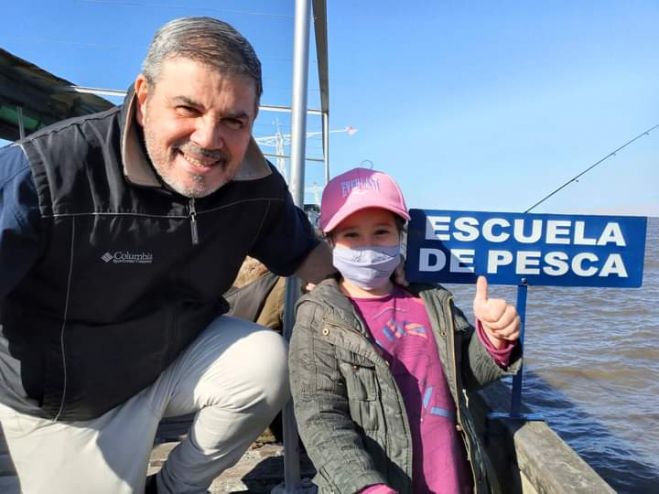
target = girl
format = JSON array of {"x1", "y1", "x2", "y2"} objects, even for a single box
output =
[{"x1": 289, "y1": 167, "x2": 521, "y2": 494}]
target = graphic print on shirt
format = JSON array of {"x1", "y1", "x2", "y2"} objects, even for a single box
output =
[
  {"x1": 380, "y1": 319, "x2": 428, "y2": 342},
  {"x1": 363, "y1": 294, "x2": 453, "y2": 423},
  {"x1": 351, "y1": 288, "x2": 470, "y2": 493}
]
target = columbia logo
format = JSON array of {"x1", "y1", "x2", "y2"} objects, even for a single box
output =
[{"x1": 100, "y1": 251, "x2": 154, "y2": 264}]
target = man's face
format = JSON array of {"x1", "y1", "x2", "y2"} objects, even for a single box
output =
[{"x1": 134, "y1": 57, "x2": 258, "y2": 198}]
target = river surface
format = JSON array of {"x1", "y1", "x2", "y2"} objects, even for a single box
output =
[{"x1": 446, "y1": 216, "x2": 659, "y2": 492}]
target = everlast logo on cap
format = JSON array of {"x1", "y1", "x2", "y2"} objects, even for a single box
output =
[{"x1": 340, "y1": 177, "x2": 380, "y2": 197}]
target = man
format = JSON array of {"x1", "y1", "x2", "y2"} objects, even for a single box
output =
[{"x1": 0, "y1": 17, "x2": 332, "y2": 494}]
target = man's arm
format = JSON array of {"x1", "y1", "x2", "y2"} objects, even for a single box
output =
[
  {"x1": 0, "y1": 145, "x2": 42, "y2": 298},
  {"x1": 293, "y1": 240, "x2": 335, "y2": 285}
]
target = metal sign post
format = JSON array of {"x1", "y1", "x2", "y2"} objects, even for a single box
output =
[
  {"x1": 510, "y1": 280, "x2": 527, "y2": 416},
  {"x1": 487, "y1": 279, "x2": 543, "y2": 420}
]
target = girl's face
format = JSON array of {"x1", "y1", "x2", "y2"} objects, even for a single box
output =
[{"x1": 331, "y1": 208, "x2": 400, "y2": 248}]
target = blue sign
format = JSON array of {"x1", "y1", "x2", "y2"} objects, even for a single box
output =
[{"x1": 405, "y1": 209, "x2": 647, "y2": 287}]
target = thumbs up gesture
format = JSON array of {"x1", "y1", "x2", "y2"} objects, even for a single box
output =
[{"x1": 473, "y1": 276, "x2": 520, "y2": 349}]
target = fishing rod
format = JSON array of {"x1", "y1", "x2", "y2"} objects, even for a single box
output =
[{"x1": 525, "y1": 122, "x2": 659, "y2": 213}]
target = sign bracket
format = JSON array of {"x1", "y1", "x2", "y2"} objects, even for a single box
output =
[{"x1": 488, "y1": 279, "x2": 543, "y2": 421}]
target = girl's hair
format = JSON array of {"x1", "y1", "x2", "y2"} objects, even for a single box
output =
[{"x1": 324, "y1": 210, "x2": 407, "y2": 243}]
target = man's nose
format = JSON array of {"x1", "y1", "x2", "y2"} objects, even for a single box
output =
[{"x1": 191, "y1": 118, "x2": 223, "y2": 150}]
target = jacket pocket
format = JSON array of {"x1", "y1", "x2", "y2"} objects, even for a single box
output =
[
  {"x1": 336, "y1": 348, "x2": 378, "y2": 402},
  {"x1": 336, "y1": 348, "x2": 381, "y2": 431}
]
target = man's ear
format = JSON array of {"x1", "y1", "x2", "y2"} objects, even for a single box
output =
[{"x1": 134, "y1": 74, "x2": 149, "y2": 126}]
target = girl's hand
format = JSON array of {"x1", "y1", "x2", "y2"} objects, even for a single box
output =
[{"x1": 473, "y1": 276, "x2": 520, "y2": 349}]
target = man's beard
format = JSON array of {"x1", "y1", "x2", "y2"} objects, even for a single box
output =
[{"x1": 143, "y1": 124, "x2": 230, "y2": 198}]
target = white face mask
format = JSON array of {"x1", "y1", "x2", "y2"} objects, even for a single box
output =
[{"x1": 332, "y1": 244, "x2": 401, "y2": 290}]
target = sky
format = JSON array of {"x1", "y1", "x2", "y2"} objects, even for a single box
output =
[{"x1": 2, "y1": 0, "x2": 658, "y2": 217}]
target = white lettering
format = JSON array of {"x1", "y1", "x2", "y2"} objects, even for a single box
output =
[
  {"x1": 573, "y1": 221, "x2": 597, "y2": 245},
  {"x1": 482, "y1": 218, "x2": 510, "y2": 243},
  {"x1": 514, "y1": 219, "x2": 542, "y2": 244},
  {"x1": 104, "y1": 251, "x2": 154, "y2": 264},
  {"x1": 453, "y1": 217, "x2": 479, "y2": 242},
  {"x1": 487, "y1": 250, "x2": 513, "y2": 273},
  {"x1": 597, "y1": 222, "x2": 626, "y2": 246},
  {"x1": 599, "y1": 254, "x2": 628, "y2": 277},
  {"x1": 546, "y1": 220, "x2": 572, "y2": 244},
  {"x1": 516, "y1": 251, "x2": 541, "y2": 275},
  {"x1": 415, "y1": 214, "x2": 635, "y2": 282},
  {"x1": 572, "y1": 253, "x2": 598, "y2": 276},
  {"x1": 419, "y1": 248, "x2": 447, "y2": 272},
  {"x1": 450, "y1": 249, "x2": 475, "y2": 273},
  {"x1": 426, "y1": 216, "x2": 451, "y2": 241},
  {"x1": 543, "y1": 251, "x2": 569, "y2": 276}
]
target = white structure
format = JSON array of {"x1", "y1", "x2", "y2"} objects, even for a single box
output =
[{"x1": 255, "y1": 124, "x2": 357, "y2": 183}]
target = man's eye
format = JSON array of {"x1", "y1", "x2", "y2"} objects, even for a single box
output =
[
  {"x1": 176, "y1": 106, "x2": 198, "y2": 116},
  {"x1": 223, "y1": 118, "x2": 245, "y2": 130}
]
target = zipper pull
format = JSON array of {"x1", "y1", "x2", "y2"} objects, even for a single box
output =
[{"x1": 189, "y1": 198, "x2": 199, "y2": 245}]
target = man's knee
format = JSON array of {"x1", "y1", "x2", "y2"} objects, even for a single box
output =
[
  {"x1": 196, "y1": 320, "x2": 290, "y2": 414},
  {"x1": 237, "y1": 328, "x2": 289, "y2": 408}
]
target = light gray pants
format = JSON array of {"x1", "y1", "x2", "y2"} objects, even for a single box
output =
[{"x1": 0, "y1": 316, "x2": 289, "y2": 494}]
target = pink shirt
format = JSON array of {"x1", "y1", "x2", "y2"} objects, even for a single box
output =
[{"x1": 351, "y1": 287, "x2": 513, "y2": 494}]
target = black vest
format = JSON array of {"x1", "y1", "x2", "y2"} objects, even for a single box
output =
[{"x1": 3, "y1": 107, "x2": 292, "y2": 420}]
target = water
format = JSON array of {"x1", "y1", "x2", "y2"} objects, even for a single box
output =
[{"x1": 446, "y1": 217, "x2": 659, "y2": 492}]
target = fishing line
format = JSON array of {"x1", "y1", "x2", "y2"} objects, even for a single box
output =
[{"x1": 525, "y1": 122, "x2": 659, "y2": 213}]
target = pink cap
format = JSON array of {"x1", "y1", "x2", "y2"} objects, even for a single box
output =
[{"x1": 319, "y1": 167, "x2": 410, "y2": 233}]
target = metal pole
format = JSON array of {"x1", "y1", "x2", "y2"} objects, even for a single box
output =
[
  {"x1": 288, "y1": 0, "x2": 311, "y2": 205},
  {"x1": 281, "y1": 0, "x2": 312, "y2": 490},
  {"x1": 323, "y1": 111, "x2": 330, "y2": 184},
  {"x1": 510, "y1": 280, "x2": 528, "y2": 415},
  {"x1": 312, "y1": 0, "x2": 330, "y2": 184},
  {"x1": 16, "y1": 106, "x2": 25, "y2": 140},
  {"x1": 282, "y1": 281, "x2": 302, "y2": 490}
]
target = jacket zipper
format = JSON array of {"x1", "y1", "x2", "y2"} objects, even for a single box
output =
[
  {"x1": 189, "y1": 198, "x2": 199, "y2": 245},
  {"x1": 445, "y1": 296, "x2": 462, "y2": 427},
  {"x1": 445, "y1": 295, "x2": 481, "y2": 490}
]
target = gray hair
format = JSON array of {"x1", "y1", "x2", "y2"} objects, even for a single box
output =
[{"x1": 141, "y1": 17, "x2": 262, "y2": 99}]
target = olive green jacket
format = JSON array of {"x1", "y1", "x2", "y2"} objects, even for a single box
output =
[{"x1": 289, "y1": 279, "x2": 521, "y2": 494}]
